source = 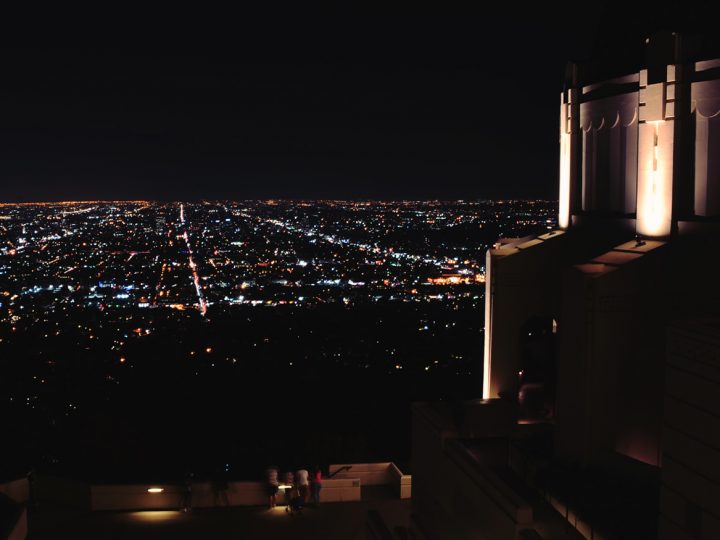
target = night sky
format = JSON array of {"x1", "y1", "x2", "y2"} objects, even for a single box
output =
[{"x1": 0, "y1": 9, "x2": 709, "y2": 202}]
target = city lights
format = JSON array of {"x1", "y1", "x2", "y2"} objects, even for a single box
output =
[{"x1": 0, "y1": 200, "x2": 555, "y2": 419}]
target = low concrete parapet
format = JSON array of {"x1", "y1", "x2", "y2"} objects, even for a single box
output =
[
  {"x1": 34, "y1": 462, "x2": 407, "y2": 512},
  {"x1": 91, "y1": 484, "x2": 185, "y2": 511},
  {"x1": 388, "y1": 463, "x2": 412, "y2": 500},
  {"x1": 329, "y1": 462, "x2": 411, "y2": 499},
  {"x1": 90, "y1": 478, "x2": 362, "y2": 511},
  {"x1": 330, "y1": 463, "x2": 392, "y2": 486},
  {"x1": 35, "y1": 476, "x2": 90, "y2": 509}
]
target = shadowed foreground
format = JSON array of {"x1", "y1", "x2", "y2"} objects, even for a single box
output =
[{"x1": 28, "y1": 492, "x2": 409, "y2": 540}]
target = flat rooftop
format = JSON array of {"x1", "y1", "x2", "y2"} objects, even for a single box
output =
[{"x1": 27, "y1": 487, "x2": 409, "y2": 540}]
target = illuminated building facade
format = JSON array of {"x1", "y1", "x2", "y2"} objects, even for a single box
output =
[{"x1": 411, "y1": 34, "x2": 720, "y2": 540}]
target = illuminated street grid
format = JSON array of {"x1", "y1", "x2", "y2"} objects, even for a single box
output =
[
  {"x1": 0, "y1": 200, "x2": 555, "y2": 421},
  {"x1": 0, "y1": 200, "x2": 554, "y2": 314}
]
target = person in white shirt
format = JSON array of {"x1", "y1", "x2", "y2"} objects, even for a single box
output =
[{"x1": 295, "y1": 468, "x2": 309, "y2": 502}]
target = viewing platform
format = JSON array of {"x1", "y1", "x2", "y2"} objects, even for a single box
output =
[{"x1": 1, "y1": 463, "x2": 411, "y2": 540}]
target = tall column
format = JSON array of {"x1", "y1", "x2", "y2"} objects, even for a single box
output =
[
  {"x1": 482, "y1": 248, "x2": 493, "y2": 399},
  {"x1": 559, "y1": 85, "x2": 580, "y2": 229},
  {"x1": 636, "y1": 67, "x2": 676, "y2": 237}
]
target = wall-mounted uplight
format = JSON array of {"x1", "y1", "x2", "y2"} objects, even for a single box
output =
[
  {"x1": 637, "y1": 120, "x2": 672, "y2": 237},
  {"x1": 558, "y1": 128, "x2": 571, "y2": 229},
  {"x1": 147, "y1": 487, "x2": 164, "y2": 493}
]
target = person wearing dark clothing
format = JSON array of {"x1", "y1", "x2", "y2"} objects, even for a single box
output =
[
  {"x1": 288, "y1": 482, "x2": 304, "y2": 516},
  {"x1": 212, "y1": 478, "x2": 230, "y2": 507},
  {"x1": 181, "y1": 472, "x2": 194, "y2": 512},
  {"x1": 283, "y1": 471, "x2": 294, "y2": 512},
  {"x1": 265, "y1": 465, "x2": 280, "y2": 508}
]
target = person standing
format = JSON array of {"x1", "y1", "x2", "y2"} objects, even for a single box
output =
[
  {"x1": 212, "y1": 476, "x2": 230, "y2": 507},
  {"x1": 283, "y1": 470, "x2": 294, "y2": 512},
  {"x1": 181, "y1": 471, "x2": 194, "y2": 512},
  {"x1": 295, "y1": 467, "x2": 309, "y2": 503},
  {"x1": 311, "y1": 465, "x2": 322, "y2": 505},
  {"x1": 27, "y1": 468, "x2": 37, "y2": 508},
  {"x1": 288, "y1": 481, "x2": 303, "y2": 516},
  {"x1": 265, "y1": 465, "x2": 280, "y2": 508}
]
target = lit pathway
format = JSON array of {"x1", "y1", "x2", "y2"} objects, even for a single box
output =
[{"x1": 180, "y1": 204, "x2": 208, "y2": 316}]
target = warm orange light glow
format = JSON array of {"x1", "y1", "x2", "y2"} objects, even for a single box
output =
[
  {"x1": 482, "y1": 250, "x2": 493, "y2": 400},
  {"x1": 426, "y1": 274, "x2": 473, "y2": 286},
  {"x1": 127, "y1": 511, "x2": 180, "y2": 523},
  {"x1": 637, "y1": 120, "x2": 672, "y2": 237},
  {"x1": 559, "y1": 129, "x2": 571, "y2": 229}
]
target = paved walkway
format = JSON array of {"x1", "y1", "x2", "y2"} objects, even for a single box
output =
[{"x1": 28, "y1": 497, "x2": 410, "y2": 540}]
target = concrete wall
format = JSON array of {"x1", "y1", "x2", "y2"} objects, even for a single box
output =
[
  {"x1": 410, "y1": 403, "x2": 532, "y2": 540},
  {"x1": 692, "y1": 78, "x2": 720, "y2": 217},
  {"x1": 91, "y1": 484, "x2": 185, "y2": 511},
  {"x1": 579, "y1": 92, "x2": 639, "y2": 215},
  {"x1": 34, "y1": 476, "x2": 90, "y2": 509},
  {"x1": 659, "y1": 322, "x2": 720, "y2": 540},
  {"x1": 484, "y1": 228, "x2": 628, "y2": 401},
  {"x1": 330, "y1": 463, "x2": 393, "y2": 486},
  {"x1": 485, "y1": 237, "x2": 561, "y2": 400},
  {"x1": 329, "y1": 462, "x2": 411, "y2": 498},
  {"x1": 555, "y1": 240, "x2": 668, "y2": 466},
  {"x1": 388, "y1": 463, "x2": 412, "y2": 500}
]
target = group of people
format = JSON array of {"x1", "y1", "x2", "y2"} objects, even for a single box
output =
[{"x1": 266, "y1": 465, "x2": 322, "y2": 515}]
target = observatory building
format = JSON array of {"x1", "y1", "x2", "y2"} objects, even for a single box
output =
[{"x1": 410, "y1": 33, "x2": 720, "y2": 540}]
